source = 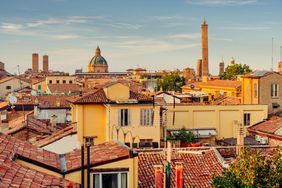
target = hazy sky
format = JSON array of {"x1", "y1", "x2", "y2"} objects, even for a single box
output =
[{"x1": 0, "y1": 0, "x2": 282, "y2": 74}]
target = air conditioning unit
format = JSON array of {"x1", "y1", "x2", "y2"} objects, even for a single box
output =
[
  {"x1": 255, "y1": 135, "x2": 261, "y2": 142},
  {"x1": 260, "y1": 137, "x2": 268, "y2": 144}
]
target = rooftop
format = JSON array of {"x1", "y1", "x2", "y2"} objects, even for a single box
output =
[
  {"x1": 68, "y1": 84, "x2": 152, "y2": 104},
  {"x1": 242, "y1": 70, "x2": 279, "y2": 78},
  {"x1": 0, "y1": 133, "x2": 77, "y2": 187},
  {"x1": 47, "y1": 84, "x2": 81, "y2": 94},
  {"x1": 248, "y1": 115, "x2": 282, "y2": 135},
  {"x1": 138, "y1": 148, "x2": 223, "y2": 188},
  {"x1": 183, "y1": 80, "x2": 241, "y2": 89}
]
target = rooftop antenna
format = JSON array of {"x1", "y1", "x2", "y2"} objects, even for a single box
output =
[{"x1": 271, "y1": 37, "x2": 274, "y2": 71}]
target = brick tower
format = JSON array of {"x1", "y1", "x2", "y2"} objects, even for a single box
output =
[
  {"x1": 201, "y1": 19, "x2": 209, "y2": 76},
  {"x1": 32, "y1": 53, "x2": 39, "y2": 73},
  {"x1": 43, "y1": 55, "x2": 49, "y2": 73}
]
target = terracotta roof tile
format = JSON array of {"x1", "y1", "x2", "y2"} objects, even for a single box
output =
[
  {"x1": 64, "y1": 142, "x2": 132, "y2": 171},
  {"x1": 16, "y1": 95, "x2": 71, "y2": 108},
  {"x1": 0, "y1": 133, "x2": 79, "y2": 187},
  {"x1": 34, "y1": 125, "x2": 76, "y2": 147},
  {"x1": 47, "y1": 84, "x2": 81, "y2": 94},
  {"x1": 248, "y1": 115, "x2": 282, "y2": 134},
  {"x1": 68, "y1": 88, "x2": 152, "y2": 104},
  {"x1": 138, "y1": 148, "x2": 223, "y2": 188},
  {"x1": 183, "y1": 80, "x2": 241, "y2": 89}
]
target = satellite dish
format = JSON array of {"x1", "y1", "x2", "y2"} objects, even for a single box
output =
[
  {"x1": 190, "y1": 85, "x2": 195, "y2": 89},
  {"x1": 8, "y1": 95, "x2": 17, "y2": 105},
  {"x1": 31, "y1": 90, "x2": 37, "y2": 96},
  {"x1": 219, "y1": 90, "x2": 224, "y2": 95}
]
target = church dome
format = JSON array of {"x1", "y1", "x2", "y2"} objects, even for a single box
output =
[{"x1": 89, "y1": 46, "x2": 108, "y2": 66}]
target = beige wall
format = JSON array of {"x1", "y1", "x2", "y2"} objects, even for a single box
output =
[
  {"x1": 260, "y1": 73, "x2": 282, "y2": 113},
  {"x1": 32, "y1": 80, "x2": 47, "y2": 93},
  {"x1": 165, "y1": 105, "x2": 268, "y2": 139},
  {"x1": 0, "y1": 78, "x2": 31, "y2": 99},
  {"x1": 104, "y1": 83, "x2": 130, "y2": 101},
  {"x1": 242, "y1": 73, "x2": 282, "y2": 114},
  {"x1": 107, "y1": 105, "x2": 161, "y2": 145},
  {"x1": 46, "y1": 76, "x2": 76, "y2": 85},
  {"x1": 17, "y1": 157, "x2": 138, "y2": 188},
  {"x1": 75, "y1": 104, "x2": 106, "y2": 144}
]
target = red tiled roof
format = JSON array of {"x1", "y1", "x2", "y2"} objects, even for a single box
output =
[
  {"x1": 183, "y1": 80, "x2": 241, "y2": 89},
  {"x1": 35, "y1": 125, "x2": 76, "y2": 147},
  {"x1": 47, "y1": 84, "x2": 81, "y2": 94},
  {"x1": 0, "y1": 133, "x2": 79, "y2": 187},
  {"x1": 0, "y1": 76, "x2": 14, "y2": 84},
  {"x1": 138, "y1": 149, "x2": 223, "y2": 188},
  {"x1": 64, "y1": 142, "x2": 133, "y2": 171},
  {"x1": 16, "y1": 95, "x2": 71, "y2": 108},
  {"x1": 6, "y1": 116, "x2": 52, "y2": 135},
  {"x1": 215, "y1": 96, "x2": 241, "y2": 105},
  {"x1": 248, "y1": 116, "x2": 282, "y2": 135},
  {"x1": 68, "y1": 87, "x2": 152, "y2": 104}
]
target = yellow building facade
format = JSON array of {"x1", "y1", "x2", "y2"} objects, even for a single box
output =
[
  {"x1": 242, "y1": 70, "x2": 282, "y2": 114},
  {"x1": 182, "y1": 79, "x2": 242, "y2": 98},
  {"x1": 70, "y1": 82, "x2": 161, "y2": 147},
  {"x1": 165, "y1": 104, "x2": 268, "y2": 139}
]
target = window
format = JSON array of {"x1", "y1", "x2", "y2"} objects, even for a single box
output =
[
  {"x1": 56, "y1": 80, "x2": 60, "y2": 84},
  {"x1": 118, "y1": 109, "x2": 130, "y2": 126},
  {"x1": 244, "y1": 113, "x2": 251, "y2": 126},
  {"x1": 93, "y1": 172, "x2": 128, "y2": 188},
  {"x1": 69, "y1": 80, "x2": 73, "y2": 84},
  {"x1": 38, "y1": 85, "x2": 42, "y2": 90},
  {"x1": 271, "y1": 84, "x2": 279, "y2": 98},
  {"x1": 254, "y1": 83, "x2": 258, "y2": 98},
  {"x1": 63, "y1": 80, "x2": 66, "y2": 84},
  {"x1": 6, "y1": 86, "x2": 11, "y2": 90},
  {"x1": 140, "y1": 108, "x2": 153, "y2": 126},
  {"x1": 49, "y1": 80, "x2": 52, "y2": 84}
]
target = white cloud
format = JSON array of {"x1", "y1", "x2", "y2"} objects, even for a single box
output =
[
  {"x1": 26, "y1": 17, "x2": 61, "y2": 27},
  {"x1": 186, "y1": 0, "x2": 258, "y2": 6},
  {"x1": 50, "y1": 34, "x2": 81, "y2": 40},
  {"x1": 170, "y1": 33, "x2": 201, "y2": 40},
  {"x1": 221, "y1": 26, "x2": 271, "y2": 30},
  {"x1": 105, "y1": 23, "x2": 142, "y2": 30},
  {"x1": 0, "y1": 23, "x2": 23, "y2": 31}
]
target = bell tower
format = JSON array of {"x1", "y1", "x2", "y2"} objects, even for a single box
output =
[{"x1": 201, "y1": 19, "x2": 209, "y2": 77}]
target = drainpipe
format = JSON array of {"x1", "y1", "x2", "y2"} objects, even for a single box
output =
[{"x1": 104, "y1": 104, "x2": 111, "y2": 141}]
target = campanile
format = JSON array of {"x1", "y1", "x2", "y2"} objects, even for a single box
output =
[{"x1": 201, "y1": 19, "x2": 209, "y2": 76}]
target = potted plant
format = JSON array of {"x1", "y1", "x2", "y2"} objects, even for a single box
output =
[{"x1": 174, "y1": 128, "x2": 195, "y2": 147}]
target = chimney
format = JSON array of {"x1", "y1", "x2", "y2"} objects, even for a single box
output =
[
  {"x1": 167, "y1": 141, "x2": 172, "y2": 163},
  {"x1": 32, "y1": 53, "x2": 39, "y2": 73},
  {"x1": 154, "y1": 165, "x2": 163, "y2": 188},
  {"x1": 236, "y1": 122, "x2": 244, "y2": 156},
  {"x1": 175, "y1": 162, "x2": 184, "y2": 188},
  {"x1": 43, "y1": 55, "x2": 49, "y2": 73},
  {"x1": 51, "y1": 115, "x2": 57, "y2": 131}
]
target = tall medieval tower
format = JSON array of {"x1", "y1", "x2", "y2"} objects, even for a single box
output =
[{"x1": 201, "y1": 20, "x2": 209, "y2": 76}]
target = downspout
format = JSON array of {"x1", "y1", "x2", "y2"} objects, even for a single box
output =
[{"x1": 104, "y1": 104, "x2": 111, "y2": 141}]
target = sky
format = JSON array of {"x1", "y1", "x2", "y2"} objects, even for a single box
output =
[{"x1": 0, "y1": 0, "x2": 282, "y2": 75}]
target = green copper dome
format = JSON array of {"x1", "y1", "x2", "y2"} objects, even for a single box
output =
[{"x1": 89, "y1": 46, "x2": 108, "y2": 66}]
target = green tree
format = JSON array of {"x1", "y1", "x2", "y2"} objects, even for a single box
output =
[
  {"x1": 212, "y1": 148, "x2": 282, "y2": 188},
  {"x1": 157, "y1": 73, "x2": 185, "y2": 92},
  {"x1": 167, "y1": 128, "x2": 195, "y2": 144},
  {"x1": 220, "y1": 64, "x2": 252, "y2": 80}
]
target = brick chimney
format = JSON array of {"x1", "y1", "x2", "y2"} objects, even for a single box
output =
[
  {"x1": 154, "y1": 165, "x2": 163, "y2": 188},
  {"x1": 51, "y1": 114, "x2": 57, "y2": 131}
]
